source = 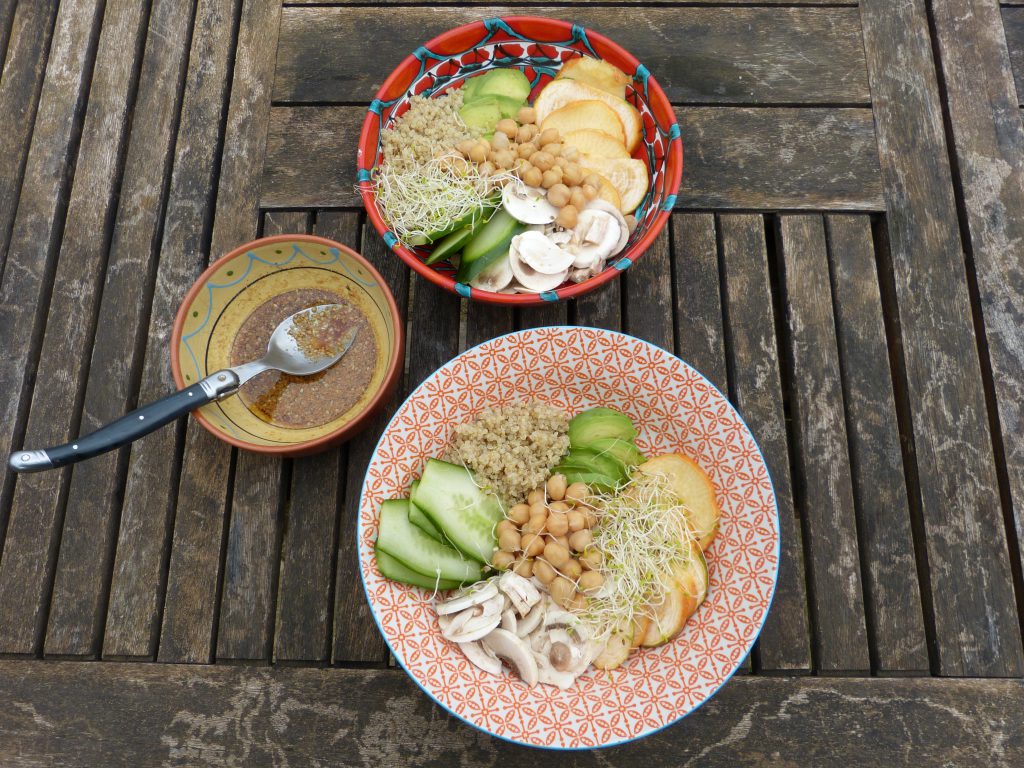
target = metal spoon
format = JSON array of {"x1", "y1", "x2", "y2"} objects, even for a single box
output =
[{"x1": 8, "y1": 304, "x2": 358, "y2": 473}]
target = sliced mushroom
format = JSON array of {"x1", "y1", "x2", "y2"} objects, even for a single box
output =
[
  {"x1": 516, "y1": 602, "x2": 545, "y2": 637},
  {"x1": 435, "y1": 580, "x2": 499, "y2": 615},
  {"x1": 441, "y1": 594, "x2": 503, "y2": 643},
  {"x1": 459, "y1": 640, "x2": 502, "y2": 676},
  {"x1": 512, "y1": 231, "x2": 575, "y2": 275},
  {"x1": 501, "y1": 609, "x2": 517, "y2": 633},
  {"x1": 469, "y1": 253, "x2": 514, "y2": 292},
  {"x1": 502, "y1": 181, "x2": 559, "y2": 224},
  {"x1": 569, "y1": 208, "x2": 622, "y2": 269},
  {"x1": 498, "y1": 572, "x2": 541, "y2": 616},
  {"x1": 535, "y1": 653, "x2": 579, "y2": 690},
  {"x1": 509, "y1": 235, "x2": 568, "y2": 293},
  {"x1": 483, "y1": 629, "x2": 539, "y2": 687},
  {"x1": 581, "y1": 200, "x2": 629, "y2": 254}
]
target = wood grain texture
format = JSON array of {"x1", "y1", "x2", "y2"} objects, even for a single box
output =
[
  {"x1": 860, "y1": 0, "x2": 1024, "y2": 675},
  {"x1": 286, "y1": 0, "x2": 860, "y2": 5},
  {"x1": 1004, "y1": 8, "x2": 1023, "y2": 105},
  {"x1": 672, "y1": 214, "x2": 727, "y2": 394},
  {"x1": 826, "y1": 215, "x2": 929, "y2": 674},
  {"x1": 573, "y1": 280, "x2": 621, "y2": 332},
  {"x1": 332, "y1": 214, "x2": 402, "y2": 665},
  {"x1": 624, "y1": 229, "x2": 673, "y2": 351},
  {"x1": 262, "y1": 106, "x2": 883, "y2": 211},
  {"x1": 45, "y1": 0, "x2": 197, "y2": 659},
  {"x1": 103, "y1": 0, "x2": 240, "y2": 660},
  {"x1": 215, "y1": 212, "x2": 311, "y2": 663},
  {"x1": 780, "y1": 215, "x2": 869, "y2": 673},
  {"x1": 0, "y1": 1, "x2": 58, "y2": 277},
  {"x1": 719, "y1": 215, "x2": 812, "y2": 673},
  {"x1": 0, "y1": 0, "x2": 115, "y2": 655},
  {"x1": 933, "y1": 0, "x2": 1024, "y2": 633},
  {"x1": 275, "y1": 6, "x2": 869, "y2": 105},
  {"x1": 0, "y1": 662, "x2": 1021, "y2": 767}
]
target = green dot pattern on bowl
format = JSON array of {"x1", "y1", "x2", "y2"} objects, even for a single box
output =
[
  {"x1": 193, "y1": 311, "x2": 198, "y2": 317},
  {"x1": 226, "y1": 270, "x2": 234, "y2": 276}
]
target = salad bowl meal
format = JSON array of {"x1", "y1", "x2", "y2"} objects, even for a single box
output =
[
  {"x1": 358, "y1": 327, "x2": 779, "y2": 749},
  {"x1": 357, "y1": 17, "x2": 683, "y2": 305}
]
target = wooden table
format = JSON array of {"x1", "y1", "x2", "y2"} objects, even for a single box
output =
[{"x1": 1, "y1": 0, "x2": 1022, "y2": 764}]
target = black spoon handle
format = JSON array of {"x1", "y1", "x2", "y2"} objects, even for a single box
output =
[{"x1": 8, "y1": 370, "x2": 240, "y2": 473}]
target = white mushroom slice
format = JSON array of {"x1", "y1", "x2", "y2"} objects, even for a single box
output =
[
  {"x1": 441, "y1": 595, "x2": 504, "y2": 643},
  {"x1": 501, "y1": 609, "x2": 517, "y2": 633},
  {"x1": 435, "y1": 580, "x2": 499, "y2": 615},
  {"x1": 569, "y1": 209, "x2": 621, "y2": 269},
  {"x1": 516, "y1": 602, "x2": 545, "y2": 637},
  {"x1": 459, "y1": 640, "x2": 502, "y2": 676},
  {"x1": 512, "y1": 231, "x2": 575, "y2": 275},
  {"x1": 543, "y1": 227, "x2": 574, "y2": 247},
  {"x1": 482, "y1": 629, "x2": 539, "y2": 687},
  {"x1": 569, "y1": 264, "x2": 603, "y2": 283},
  {"x1": 498, "y1": 572, "x2": 542, "y2": 615},
  {"x1": 535, "y1": 654, "x2": 579, "y2": 690},
  {"x1": 582, "y1": 200, "x2": 630, "y2": 256},
  {"x1": 469, "y1": 254, "x2": 514, "y2": 293},
  {"x1": 502, "y1": 181, "x2": 559, "y2": 224},
  {"x1": 509, "y1": 236, "x2": 568, "y2": 293}
]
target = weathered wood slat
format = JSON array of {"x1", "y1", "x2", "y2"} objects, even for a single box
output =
[
  {"x1": 215, "y1": 211, "x2": 309, "y2": 663},
  {"x1": 780, "y1": 215, "x2": 869, "y2": 673},
  {"x1": 672, "y1": 214, "x2": 727, "y2": 394},
  {"x1": 103, "y1": 0, "x2": 241, "y2": 660},
  {"x1": 0, "y1": 0, "x2": 17, "y2": 70},
  {"x1": 159, "y1": 0, "x2": 285, "y2": 666},
  {"x1": 1003, "y1": 8, "x2": 1023, "y2": 105},
  {"x1": 275, "y1": 6, "x2": 869, "y2": 106},
  {"x1": 286, "y1": 0, "x2": 860, "y2": 4},
  {"x1": 0, "y1": 1, "x2": 58, "y2": 277},
  {"x1": 516, "y1": 301, "x2": 567, "y2": 330},
  {"x1": 719, "y1": 215, "x2": 812, "y2": 673},
  {"x1": 261, "y1": 106, "x2": 883, "y2": 211},
  {"x1": 860, "y1": 0, "x2": 1024, "y2": 675},
  {"x1": 624, "y1": 229, "x2": 673, "y2": 351},
  {"x1": 826, "y1": 214, "x2": 929, "y2": 674},
  {"x1": 0, "y1": 0, "x2": 115, "y2": 655},
  {"x1": 332, "y1": 214, "x2": 402, "y2": 665},
  {"x1": 0, "y1": 662, "x2": 1022, "y2": 767},
  {"x1": 465, "y1": 302, "x2": 514, "y2": 349},
  {"x1": 573, "y1": 280, "x2": 621, "y2": 332},
  {"x1": 933, "y1": 0, "x2": 1024, "y2": 641},
  {"x1": 44, "y1": 0, "x2": 197, "y2": 659}
]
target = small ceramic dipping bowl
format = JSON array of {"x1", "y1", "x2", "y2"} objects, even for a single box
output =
[{"x1": 171, "y1": 235, "x2": 403, "y2": 457}]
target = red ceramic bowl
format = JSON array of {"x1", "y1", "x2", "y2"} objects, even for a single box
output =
[
  {"x1": 358, "y1": 16, "x2": 683, "y2": 306},
  {"x1": 171, "y1": 235, "x2": 404, "y2": 457}
]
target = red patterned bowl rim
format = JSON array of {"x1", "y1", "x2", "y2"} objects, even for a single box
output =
[
  {"x1": 357, "y1": 16, "x2": 684, "y2": 306},
  {"x1": 357, "y1": 327, "x2": 780, "y2": 749}
]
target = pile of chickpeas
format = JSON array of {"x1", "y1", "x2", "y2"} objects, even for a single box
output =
[
  {"x1": 454, "y1": 107, "x2": 604, "y2": 230},
  {"x1": 491, "y1": 473, "x2": 605, "y2": 612}
]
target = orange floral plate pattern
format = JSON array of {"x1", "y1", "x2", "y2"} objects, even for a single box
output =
[{"x1": 357, "y1": 327, "x2": 779, "y2": 749}]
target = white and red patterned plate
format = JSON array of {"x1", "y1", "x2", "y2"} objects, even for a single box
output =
[{"x1": 357, "y1": 327, "x2": 779, "y2": 749}]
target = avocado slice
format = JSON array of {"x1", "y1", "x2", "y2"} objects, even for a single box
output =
[
  {"x1": 585, "y1": 438, "x2": 646, "y2": 469},
  {"x1": 568, "y1": 407, "x2": 638, "y2": 447},
  {"x1": 554, "y1": 469, "x2": 620, "y2": 494},
  {"x1": 558, "y1": 448, "x2": 628, "y2": 483},
  {"x1": 459, "y1": 97, "x2": 502, "y2": 133},
  {"x1": 473, "y1": 68, "x2": 531, "y2": 102}
]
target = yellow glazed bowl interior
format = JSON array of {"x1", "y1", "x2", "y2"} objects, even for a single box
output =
[{"x1": 172, "y1": 235, "x2": 402, "y2": 455}]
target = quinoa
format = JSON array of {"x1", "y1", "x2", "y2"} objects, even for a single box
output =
[
  {"x1": 446, "y1": 402, "x2": 570, "y2": 505},
  {"x1": 381, "y1": 89, "x2": 478, "y2": 175}
]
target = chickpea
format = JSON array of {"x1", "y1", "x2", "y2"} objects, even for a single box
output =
[
  {"x1": 523, "y1": 123, "x2": 540, "y2": 142},
  {"x1": 547, "y1": 183, "x2": 571, "y2": 207},
  {"x1": 583, "y1": 172, "x2": 602, "y2": 188},
  {"x1": 565, "y1": 482, "x2": 590, "y2": 504},
  {"x1": 533, "y1": 558, "x2": 557, "y2": 585},
  {"x1": 569, "y1": 529, "x2": 593, "y2": 552},
  {"x1": 544, "y1": 541, "x2": 571, "y2": 569},
  {"x1": 517, "y1": 106, "x2": 537, "y2": 125},
  {"x1": 561, "y1": 557, "x2": 583, "y2": 580},
  {"x1": 492, "y1": 130, "x2": 510, "y2": 149},
  {"x1": 509, "y1": 503, "x2": 531, "y2": 526},
  {"x1": 556, "y1": 205, "x2": 578, "y2": 229},
  {"x1": 467, "y1": 143, "x2": 487, "y2": 164},
  {"x1": 527, "y1": 488, "x2": 545, "y2": 506},
  {"x1": 522, "y1": 533, "x2": 546, "y2": 557},
  {"x1": 562, "y1": 145, "x2": 580, "y2": 161},
  {"x1": 569, "y1": 188, "x2": 587, "y2": 211},
  {"x1": 517, "y1": 141, "x2": 537, "y2": 160},
  {"x1": 581, "y1": 184, "x2": 598, "y2": 201},
  {"x1": 495, "y1": 149, "x2": 517, "y2": 169},
  {"x1": 530, "y1": 499, "x2": 548, "y2": 517},
  {"x1": 496, "y1": 519, "x2": 517, "y2": 537},
  {"x1": 496, "y1": 118, "x2": 518, "y2": 139},
  {"x1": 540, "y1": 169, "x2": 561, "y2": 190},
  {"x1": 546, "y1": 474, "x2": 567, "y2": 501},
  {"x1": 624, "y1": 214, "x2": 638, "y2": 234},
  {"x1": 499, "y1": 529, "x2": 521, "y2": 553},
  {"x1": 538, "y1": 127, "x2": 560, "y2": 147},
  {"x1": 563, "y1": 164, "x2": 584, "y2": 186},
  {"x1": 486, "y1": 148, "x2": 496, "y2": 163},
  {"x1": 530, "y1": 151, "x2": 554, "y2": 172},
  {"x1": 567, "y1": 510, "x2": 586, "y2": 532},
  {"x1": 512, "y1": 557, "x2": 534, "y2": 578},
  {"x1": 492, "y1": 551, "x2": 515, "y2": 570},
  {"x1": 522, "y1": 166, "x2": 543, "y2": 188},
  {"x1": 546, "y1": 512, "x2": 569, "y2": 537},
  {"x1": 546, "y1": 143, "x2": 563, "y2": 157},
  {"x1": 478, "y1": 160, "x2": 496, "y2": 176},
  {"x1": 457, "y1": 139, "x2": 477, "y2": 157},
  {"x1": 570, "y1": 592, "x2": 589, "y2": 612},
  {"x1": 580, "y1": 547, "x2": 603, "y2": 571},
  {"x1": 515, "y1": 125, "x2": 532, "y2": 144},
  {"x1": 549, "y1": 501, "x2": 570, "y2": 514},
  {"x1": 555, "y1": 535, "x2": 571, "y2": 550},
  {"x1": 523, "y1": 513, "x2": 547, "y2": 535},
  {"x1": 579, "y1": 570, "x2": 604, "y2": 593},
  {"x1": 549, "y1": 576, "x2": 576, "y2": 608},
  {"x1": 584, "y1": 509, "x2": 599, "y2": 528}
]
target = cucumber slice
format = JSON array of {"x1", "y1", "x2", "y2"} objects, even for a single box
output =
[
  {"x1": 568, "y1": 407, "x2": 638, "y2": 446},
  {"x1": 376, "y1": 499, "x2": 482, "y2": 583},
  {"x1": 425, "y1": 227, "x2": 473, "y2": 265},
  {"x1": 456, "y1": 209, "x2": 525, "y2": 283},
  {"x1": 408, "y1": 480, "x2": 443, "y2": 541},
  {"x1": 585, "y1": 437, "x2": 646, "y2": 469},
  {"x1": 414, "y1": 459, "x2": 503, "y2": 563},
  {"x1": 374, "y1": 544, "x2": 461, "y2": 591}
]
